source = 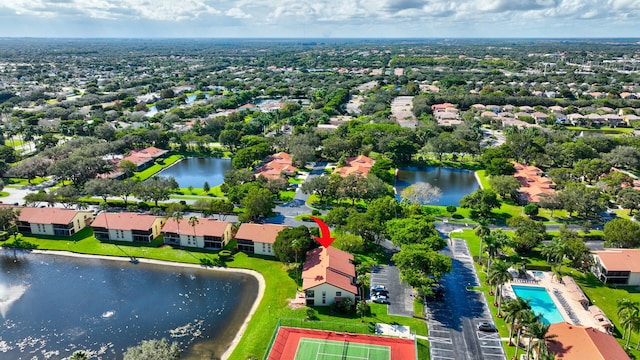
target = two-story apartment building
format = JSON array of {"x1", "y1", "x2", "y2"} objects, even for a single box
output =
[
  {"x1": 235, "y1": 223, "x2": 288, "y2": 256},
  {"x1": 17, "y1": 207, "x2": 93, "y2": 237},
  {"x1": 91, "y1": 212, "x2": 165, "y2": 242},
  {"x1": 162, "y1": 218, "x2": 232, "y2": 249},
  {"x1": 302, "y1": 247, "x2": 358, "y2": 306},
  {"x1": 591, "y1": 249, "x2": 640, "y2": 286}
]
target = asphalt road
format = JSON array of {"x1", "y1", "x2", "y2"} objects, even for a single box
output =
[
  {"x1": 369, "y1": 265, "x2": 414, "y2": 317},
  {"x1": 426, "y1": 238, "x2": 506, "y2": 360}
]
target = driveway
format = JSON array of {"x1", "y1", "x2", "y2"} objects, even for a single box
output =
[
  {"x1": 370, "y1": 265, "x2": 414, "y2": 317},
  {"x1": 426, "y1": 238, "x2": 505, "y2": 360}
]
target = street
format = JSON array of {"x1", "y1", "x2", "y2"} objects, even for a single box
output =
[{"x1": 426, "y1": 238, "x2": 506, "y2": 360}]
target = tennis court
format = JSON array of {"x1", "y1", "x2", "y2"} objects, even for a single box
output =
[
  {"x1": 266, "y1": 327, "x2": 416, "y2": 360},
  {"x1": 294, "y1": 338, "x2": 390, "y2": 360}
]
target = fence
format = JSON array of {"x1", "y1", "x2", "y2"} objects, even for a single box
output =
[{"x1": 279, "y1": 318, "x2": 374, "y2": 335}]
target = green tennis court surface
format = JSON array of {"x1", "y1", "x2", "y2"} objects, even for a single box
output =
[{"x1": 294, "y1": 338, "x2": 391, "y2": 360}]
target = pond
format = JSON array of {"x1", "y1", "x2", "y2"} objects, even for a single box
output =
[
  {"x1": 185, "y1": 94, "x2": 210, "y2": 104},
  {"x1": 154, "y1": 157, "x2": 233, "y2": 188},
  {"x1": 0, "y1": 251, "x2": 258, "y2": 359},
  {"x1": 395, "y1": 166, "x2": 480, "y2": 206}
]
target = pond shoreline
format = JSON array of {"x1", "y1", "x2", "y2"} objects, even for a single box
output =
[{"x1": 29, "y1": 249, "x2": 265, "y2": 360}]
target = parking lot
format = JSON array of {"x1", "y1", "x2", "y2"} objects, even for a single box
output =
[
  {"x1": 369, "y1": 265, "x2": 414, "y2": 317},
  {"x1": 426, "y1": 239, "x2": 505, "y2": 360}
]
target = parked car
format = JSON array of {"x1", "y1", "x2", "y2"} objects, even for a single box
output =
[
  {"x1": 371, "y1": 295, "x2": 390, "y2": 304},
  {"x1": 371, "y1": 285, "x2": 386, "y2": 292},
  {"x1": 477, "y1": 322, "x2": 497, "y2": 332},
  {"x1": 372, "y1": 289, "x2": 389, "y2": 297}
]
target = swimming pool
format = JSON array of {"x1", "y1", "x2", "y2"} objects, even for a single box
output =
[
  {"x1": 511, "y1": 285, "x2": 565, "y2": 324},
  {"x1": 531, "y1": 271, "x2": 545, "y2": 278}
]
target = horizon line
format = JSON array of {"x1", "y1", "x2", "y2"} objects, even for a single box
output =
[{"x1": 1, "y1": 36, "x2": 640, "y2": 41}]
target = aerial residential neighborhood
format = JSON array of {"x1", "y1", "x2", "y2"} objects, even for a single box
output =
[{"x1": 1, "y1": 34, "x2": 640, "y2": 360}]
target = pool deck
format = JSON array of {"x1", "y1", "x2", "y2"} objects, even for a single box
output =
[{"x1": 501, "y1": 270, "x2": 607, "y2": 333}]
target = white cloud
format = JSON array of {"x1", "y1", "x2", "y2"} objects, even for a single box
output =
[
  {"x1": 225, "y1": 7, "x2": 252, "y2": 19},
  {"x1": 0, "y1": 0, "x2": 638, "y2": 37},
  {"x1": 0, "y1": 0, "x2": 220, "y2": 21}
]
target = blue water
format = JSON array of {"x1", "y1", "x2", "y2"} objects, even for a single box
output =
[
  {"x1": 511, "y1": 285, "x2": 564, "y2": 324},
  {"x1": 531, "y1": 271, "x2": 545, "y2": 278},
  {"x1": 0, "y1": 251, "x2": 258, "y2": 359},
  {"x1": 395, "y1": 166, "x2": 480, "y2": 205},
  {"x1": 154, "y1": 157, "x2": 233, "y2": 188}
]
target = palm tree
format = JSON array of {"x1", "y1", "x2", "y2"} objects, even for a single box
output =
[
  {"x1": 488, "y1": 260, "x2": 513, "y2": 314},
  {"x1": 525, "y1": 320, "x2": 556, "y2": 359},
  {"x1": 617, "y1": 298, "x2": 640, "y2": 342},
  {"x1": 541, "y1": 238, "x2": 567, "y2": 265},
  {"x1": 537, "y1": 350, "x2": 557, "y2": 360},
  {"x1": 513, "y1": 310, "x2": 540, "y2": 360},
  {"x1": 484, "y1": 230, "x2": 508, "y2": 275},
  {"x1": 99, "y1": 202, "x2": 110, "y2": 239},
  {"x1": 188, "y1": 216, "x2": 199, "y2": 243},
  {"x1": 502, "y1": 297, "x2": 532, "y2": 346},
  {"x1": 620, "y1": 307, "x2": 640, "y2": 348},
  {"x1": 69, "y1": 350, "x2": 89, "y2": 360},
  {"x1": 172, "y1": 211, "x2": 184, "y2": 245},
  {"x1": 474, "y1": 220, "x2": 490, "y2": 263}
]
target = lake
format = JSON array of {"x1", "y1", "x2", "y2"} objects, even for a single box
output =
[
  {"x1": 0, "y1": 251, "x2": 258, "y2": 359},
  {"x1": 154, "y1": 157, "x2": 233, "y2": 188},
  {"x1": 395, "y1": 166, "x2": 480, "y2": 206}
]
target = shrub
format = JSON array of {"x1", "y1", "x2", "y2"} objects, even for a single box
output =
[
  {"x1": 138, "y1": 202, "x2": 150, "y2": 210},
  {"x1": 446, "y1": 205, "x2": 457, "y2": 214},
  {"x1": 306, "y1": 307, "x2": 317, "y2": 320},
  {"x1": 311, "y1": 209, "x2": 321, "y2": 216},
  {"x1": 219, "y1": 250, "x2": 232, "y2": 259},
  {"x1": 331, "y1": 298, "x2": 354, "y2": 314},
  {"x1": 523, "y1": 203, "x2": 539, "y2": 217}
]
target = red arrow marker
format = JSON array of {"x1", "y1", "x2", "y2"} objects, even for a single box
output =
[{"x1": 310, "y1": 216, "x2": 335, "y2": 248}]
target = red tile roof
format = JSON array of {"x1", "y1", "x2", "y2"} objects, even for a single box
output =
[
  {"x1": 334, "y1": 155, "x2": 375, "y2": 177},
  {"x1": 592, "y1": 249, "x2": 640, "y2": 273},
  {"x1": 122, "y1": 146, "x2": 168, "y2": 166},
  {"x1": 302, "y1": 247, "x2": 357, "y2": 294},
  {"x1": 547, "y1": 322, "x2": 629, "y2": 360},
  {"x1": 255, "y1": 152, "x2": 298, "y2": 180},
  {"x1": 18, "y1": 207, "x2": 89, "y2": 225},
  {"x1": 235, "y1": 223, "x2": 288, "y2": 244},
  {"x1": 162, "y1": 218, "x2": 231, "y2": 237},
  {"x1": 513, "y1": 162, "x2": 556, "y2": 203},
  {"x1": 91, "y1": 212, "x2": 161, "y2": 231}
]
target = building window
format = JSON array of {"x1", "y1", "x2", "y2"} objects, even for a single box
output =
[
  {"x1": 305, "y1": 290, "x2": 315, "y2": 298},
  {"x1": 322, "y1": 291, "x2": 326, "y2": 304},
  {"x1": 336, "y1": 291, "x2": 342, "y2": 297}
]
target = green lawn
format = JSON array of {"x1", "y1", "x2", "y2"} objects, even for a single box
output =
[
  {"x1": 1, "y1": 229, "x2": 427, "y2": 359},
  {"x1": 132, "y1": 154, "x2": 184, "y2": 181},
  {"x1": 565, "y1": 126, "x2": 634, "y2": 135},
  {"x1": 574, "y1": 272, "x2": 640, "y2": 358},
  {"x1": 175, "y1": 185, "x2": 225, "y2": 198},
  {"x1": 475, "y1": 170, "x2": 491, "y2": 190},
  {"x1": 0, "y1": 191, "x2": 9, "y2": 198},
  {"x1": 614, "y1": 209, "x2": 634, "y2": 220},
  {"x1": 6, "y1": 177, "x2": 47, "y2": 185}
]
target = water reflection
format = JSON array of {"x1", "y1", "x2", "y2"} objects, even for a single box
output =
[
  {"x1": 0, "y1": 251, "x2": 257, "y2": 359},
  {"x1": 395, "y1": 166, "x2": 480, "y2": 205},
  {"x1": 154, "y1": 157, "x2": 233, "y2": 188}
]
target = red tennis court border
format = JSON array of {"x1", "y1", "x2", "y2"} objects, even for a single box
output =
[{"x1": 266, "y1": 326, "x2": 416, "y2": 360}]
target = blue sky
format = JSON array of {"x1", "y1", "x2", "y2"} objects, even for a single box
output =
[{"x1": 0, "y1": 0, "x2": 639, "y2": 38}]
